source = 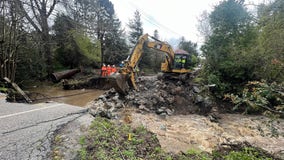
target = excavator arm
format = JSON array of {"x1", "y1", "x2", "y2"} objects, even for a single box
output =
[
  {"x1": 111, "y1": 33, "x2": 180, "y2": 94},
  {"x1": 146, "y1": 39, "x2": 175, "y2": 73}
]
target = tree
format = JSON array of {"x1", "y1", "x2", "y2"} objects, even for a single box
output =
[
  {"x1": 128, "y1": 10, "x2": 143, "y2": 46},
  {"x1": 104, "y1": 15, "x2": 129, "y2": 65},
  {"x1": 0, "y1": 0, "x2": 22, "y2": 81},
  {"x1": 255, "y1": 0, "x2": 284, "y2": 82},
  {"x1": 178, "y1": 37, "x2": 198, "y2": 57},
  {"x1": 178, "y1": 37, "x2": 199, "y2": 68},
  {"x1": 66, "y1": 0, "x2": 126, "y2": 66},
  {"x1": 53, "y1": 14, "x2": 101, "y2": 68},
  {"x1": 197, "y1": 10, "x2": 212, "y2": 42},
  {"x1": 53, "y1": 14, "x2": 81, "y2": 68},
  {"x1": 151, "y1": 29, "x2": 164, "y2": 72},
  {"x1": 16, "y1": 0, "x2": 60, "y2": 76},
  {"x1": 201, "y1": 0, "x2": 257, "y2": 95},
  {"x1": 153, "y1": 29, "x2": 159, "y2": 39}
]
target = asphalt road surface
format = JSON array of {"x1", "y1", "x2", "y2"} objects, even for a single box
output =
[{"x1": 0, "y1": 95, "x2": 88, "y2": 160}]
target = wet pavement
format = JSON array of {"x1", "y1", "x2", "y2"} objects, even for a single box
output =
[{"x1": 0, "y1": 96, "x2": 88, "y2": 160}]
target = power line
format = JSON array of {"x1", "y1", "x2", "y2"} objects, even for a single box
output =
[{"x1": 123, "y1": 0, "x2": 184, "y2": 38}]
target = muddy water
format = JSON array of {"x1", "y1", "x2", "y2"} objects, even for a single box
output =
[
  {"x1": 122, "y1": 109, "x2": 284, "y2": 155},
  {"x1": 28, "y1": 86, "x2": 105, "y2": 107}
]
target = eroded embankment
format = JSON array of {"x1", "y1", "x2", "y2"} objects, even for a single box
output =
[{"x1": 86, "y1": 75, "x2": 284, "y2": 158}]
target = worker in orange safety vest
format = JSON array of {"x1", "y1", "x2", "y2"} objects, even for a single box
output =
[
  {"x1": 106, "y1": 64, "x2": 112, "y2": 76},
  {"x1": 101, "y1": 64, "x2": 107, "y2": 77},
  {"x1": 111, "y1": 65, "x2": 117, "y2": 74}
]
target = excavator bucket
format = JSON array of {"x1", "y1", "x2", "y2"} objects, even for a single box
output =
[{"x1": 108, "y1": 73, "x2": 129, "y2": 95}]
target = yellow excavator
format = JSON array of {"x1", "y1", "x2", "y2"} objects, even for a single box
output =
[{"x1": 110, "y1": 33, "x2": 191, "y2": 94}]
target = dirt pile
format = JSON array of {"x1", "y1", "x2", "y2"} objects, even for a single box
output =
[{"x1": 88, "y1": 75, "x2": 215, "y2": 117}]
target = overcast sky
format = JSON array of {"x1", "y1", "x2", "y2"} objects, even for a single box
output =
[{"x1": 109, "y1": 0, "x2": 266, "y2": 46}]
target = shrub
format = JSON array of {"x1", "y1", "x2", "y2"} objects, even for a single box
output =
[{"x1": 225, "y1": 80, "x2": 284, "y2": 115}]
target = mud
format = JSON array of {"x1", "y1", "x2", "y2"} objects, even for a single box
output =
[{"x1": 121, "y1": 109, "x2": 284, "y2": 157}]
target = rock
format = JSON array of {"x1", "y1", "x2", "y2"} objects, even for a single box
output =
[
  {"x1": 195, "y1": 95, "x2": 204, "y2": 103},
  {"x1": 193, "y1": 86, "x2": 201, "y2": 93},
  {"x1": 106, "y1": 102, "x2": 115, "y2": 109},
  {"x1": 98, "y1": 95, "x2": 107, "y2": 102},
  {"x1": 171, "y1": 86, "x2": 182, "y2": 94},
  {"x1": 197, "y1": 96, "x2": 213, "y2": 114},
  {"x1": 92, "y1": 100, "x2": 105, "y2": 109},
  {"x1": 159, "y1": 124, "x2": 167, "y2": 131},
  {"x1": 165, "y1": 108, "x2": 174, "y2": 115},
  {"x1": 116, "y1": 102, "x2": 124, "y2": 109},
  {"x1": 156, "y1": 108, "x2": 165, "y2": 114},
  {"x1": 139, "y1": 105, "x2": 150, "y2": 112},
  {"x1": 166, "y1": 96, "x2": 175, "y2": 104},
  {"x1": 112, "y1": 95, "x2": 119, "y2": 101}
]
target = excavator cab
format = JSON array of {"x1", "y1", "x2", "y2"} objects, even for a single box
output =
[
  {"x1": 170, "y1": 49, "x2": 191, "y2": 74},
  {"x1": 173, "y1": 53, "x2": 190, "y2": 70}
]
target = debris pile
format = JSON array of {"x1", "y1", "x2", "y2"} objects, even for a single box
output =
[{"x1": 88, "y1": 75, "x2": 215, "y2": 118}]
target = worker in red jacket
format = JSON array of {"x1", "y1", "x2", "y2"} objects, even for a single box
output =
[
  {"x1": 111, "y1": 65, "x2": 117, "y2": 74},
  {"x1": 106, "y1": 64, "x2": 112, "y2": 76},
  {"x1": 101, "y1": 64, "x2": 107, "y2": 77}
]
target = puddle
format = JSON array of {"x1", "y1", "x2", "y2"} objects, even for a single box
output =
[{"x1": 27, "y1": 86, "x2": 105, "y2": 107}]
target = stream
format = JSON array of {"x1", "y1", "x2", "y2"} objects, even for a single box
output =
[
  {"x1": 27, "y1": 85, "x2": 105, "y2": 107},
  {"x1": 119, "y1": 108, "x2": 284, "y2": 157}
]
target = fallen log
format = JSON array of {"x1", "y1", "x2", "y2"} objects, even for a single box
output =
[
  {"x1": 62, "y1": 76, "x2": 114, "y2": 90},
  {"x1": 3, "y1": 77, "x2": 32, "y2": 103},
  {"x1": 50, "y1": 69, "x2": 80, "y2": 83}
]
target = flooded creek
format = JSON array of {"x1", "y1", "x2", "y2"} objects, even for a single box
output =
[
  {"x1": 27, "y1": 85, "x2": 105, "y2": 107},
  {"x1": 122, "y1": 109, "x2": 284, "y2": 155}
]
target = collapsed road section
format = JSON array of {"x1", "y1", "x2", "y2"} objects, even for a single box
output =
[{"x1": 0, "y1": 98, "x2": 88, "y2": 160}]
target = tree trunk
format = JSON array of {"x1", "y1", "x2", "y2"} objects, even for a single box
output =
[
  {"x1": 41, "y1": 3, "x2": 53, "y2": 76},
  {"x1": 0, "y1": 0, "x2": 18, "y2": 82}
]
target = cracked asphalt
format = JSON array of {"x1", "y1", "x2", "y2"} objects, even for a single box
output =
[{"x1": 0, "y1": 95, "x2": 88, "y2": 160}]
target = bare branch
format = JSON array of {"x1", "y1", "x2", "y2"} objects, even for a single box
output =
[
  {"x1": 47, "y1": 0, "x2": 58, "y2": 17},
  {"x1": 30, "y1": 0, "x2": 42, "y2": 27},
  {"x1": 15, "y1": 0, "x2": 41, "y2": 32}
]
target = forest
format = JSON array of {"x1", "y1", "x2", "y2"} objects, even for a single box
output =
[{"x1": 0, "y1": 0, "x2": 283, "y2": 114}]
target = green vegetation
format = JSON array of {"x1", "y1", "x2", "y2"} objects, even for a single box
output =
[
  {"x1": 1, "y1": 0, "x2": 128, "y2": 83},
  {"x1": 0, "y1": 81, "x2": 8, "y2": 93},
  {"x1": 77, "y1": 117, "x2": 277, "y2": 160},
  {"x1": 77, "y1": 117, "x2": 162, "y2": 160},
  {"x1": 199, "y1": 0, "x2": 284, "y2": 114},
  {"x1": 225, "y1": 81, "x2": 284, "y2": 116},
  {"x1": 224, "y1": 147, "x2": 273, "y2": 160}
]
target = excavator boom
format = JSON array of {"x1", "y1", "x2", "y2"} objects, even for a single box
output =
[{"x1": 110, "y1": 33, "x2": 191, "y2": 95}]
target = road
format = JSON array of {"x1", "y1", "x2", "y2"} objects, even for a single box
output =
[{"x1": 0, "y1": 94, "x2": 88, "y2": 160}]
